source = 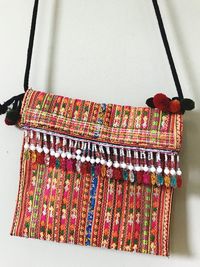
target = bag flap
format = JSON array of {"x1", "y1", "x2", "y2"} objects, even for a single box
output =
[{"x1": 18, "y1": 89, "x2": 183, "y2": 152}]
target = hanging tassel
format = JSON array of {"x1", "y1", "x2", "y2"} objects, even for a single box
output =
[
  {"x1": 143, "y1": 172, "x2": 151, "y2": 185},
  {"x1": 134, "y1": 151, "x2": 141, "y2": 172},
  {"x1": 113, "y1": 148, "x2": 120, "y2": 168},
  {"x1": 80, "y1": 162, "x2": 91, "y2": 175},
  {"x1": 106, "y1": 147, "x2": 112, "y2": 168},
  {"x1": 157, "y1": 174, "x2": 164, "y2": 186},
  {"x1": 170, "y1": 176, "x2": 177, "y2": 188},
  {"x1": 156, "y1": 152, "x2": 162, "y2": 174},
  {"x1": 43, "y1": 134, "x2": 49, "y2": 155},
  {"x1": 80, "y1": 142, "x2": 87, "y2": 163},
  {"x1": 151, "y1": 173, "x2": 157, "y2": 185},
  {"x1": 134, "y1": 151, "x2": 142, "y2": 184},
  {"x1": 37, "y1": 152, "x2": 45, "y2": 164},
  {"x1": 164, "y1": 175, "x2": 171, "y2": 187},
  {"x1": 101, "y1": 165, "x2": 107, "y2": 177},
  {"x1": 56, "y1": 158, "x2": 60, "y2": 169},
  {"x1": 60, "y1": 158, "x2": 66, "y2": 170},
  {"x1": 177, "y1": 176, "x2": 182, "y2": 188},
  {"x1": 66, "y1": 159, "x2": 73, "y2": 172},
  {"x1": 123, "y1": 169, "x2": 129, "y2": 181},
  {"x1": 129, "y1": 171, "x2": 135, "y2": 183},
  {"x1": 176, "y1": 154, "x2": 182, "y2": 188},
  {"x1": 164, "y1": 154, "x2": 170, "y2": 176},
  {"x1": 126, "y1": 150, "x2": 134, "y2": 171},
  {"x1": 49, "y1": 156, "x2": 56, "y2": 168},
  {"x1": 120, "y1": 148, "x2": 127, "y2": 169},
  {"x1": 76, "y1": 160, "x2": 81, "y2": 172},
  {"x1": 107, "y1": 167, "x2": 113, "y2": 179},
  {"x1": 113, "y1": 168, "x2": 122, "y2": 180},
  {"x1": 137, "y1": 171, "x2": 143, "y2": 184},
  {"x1": 95, "y1": 164, "x2": 101, "y2": 176}
]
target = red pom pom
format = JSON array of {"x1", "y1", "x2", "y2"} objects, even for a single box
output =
[
  {"x1": 81, "y1": 162, "x2": 91, "y2": 175},
  {"x1": 143, "y1": 172, "x2": 151, "y2": 185},
  {"x1": 113, "y1": 168, "x2": 122, "y2": 180},
  {"x1": 60, "y1": 158, "x2": 66, "y2": 170},
  {"x1": 177, "y1": 176, "x2": 182, "y2": 188},
  {"x1": 137, "y1": 171, "x2": 143, "y2": 184},
  {"x1": 153, "y1": 93, "x2": 171, "y2": 112},
  {"x1": 37, "y1": 152, "x2": 45, "y2": 164},
  {"x1": 49, "y1": 156, "x2": 56, "y2": 168},
  {"x1": 66, "y1": 159, "x2": 74, "y2": 172},
  {"x1": 95, "y1": 164, "x2": 101, "y2": 176},
  {"x1": 168, "y1": 99, "x2": 181, "y2": 113}
]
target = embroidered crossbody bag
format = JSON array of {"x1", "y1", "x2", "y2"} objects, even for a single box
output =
[{"x1": 0, "y1": 0, "x2": 195, "y2": 256}]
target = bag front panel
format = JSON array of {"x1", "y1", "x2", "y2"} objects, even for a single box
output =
[{"x1": 11, "y1": 142, "x2": 173, "y2": 256}]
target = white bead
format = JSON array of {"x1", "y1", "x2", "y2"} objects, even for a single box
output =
[
  {"x1": 61, "y1": 152, "x2": 66, "y2": 158},
  {"x1": 164, "y1": 167, "x2": 170, "y2": 175},
  {"x1": 121, "y1": 162, "x2": 127, "y2": 169},
  {"x1": 100, "y1": 159, "x2": 106, "y2": 165},
  {"x1": 113, "y1": 161, "x2": 120, "y2": 168},
  {"x1": 55, "y1": 152, "x2": 60, "y2": 158},
  {"x1": 90, "y1": 158, "x2": 95, "y2": 164},
  {"x1": 76, "y1": 149, "x2": 82, "y2": 155},
  {"x1": 50, "y1": 149, "x2": 55, "y2": 156},
  {"x1": 177, "y1": 169, "x2": 182, "y2": 176},
  {"x1": 24, "y1": 143, "x2": 29, "y2": 150},
  {"x1": 157, "y1": 166, "x2": 162, "y2": 174},
  {"x1": 128, "y1": 164, "x2": 134, "y2": 171},
  {"x1": 30, "y1": 144, "x2": 36, "y2": 151},
  {"x1": 170, "y1": 168, "x2": 176, "y2": 176},
  {"x1": 86, "y1": 156, "x2": 91, "y2": 162},
  {"x1": 72, "y1": 154, "x2": 76, "y2": 159},
  {"x1": 76, "y1": 155, "x2": 81, "y2": 161},
  {"x1": 66, "y1": 152, "x2": 72, "y2": 159},
  {"x1": 107, "y1": 160, "x2": 112, "y2": 168},
  {"x1": 150, "y1": 166, "x2": 156, "y2": 173},
  {"x1": 37, "y1": 146, "x2": 43, "y2": 153},
  {"x1": 143, "y1": 165, "x2": 149, "y2": 172},
  {"x1": 81, "y1": 156, "x2": 86, "y2": 163},
  {"x1": 43, "y1": 147, "x2": 49, "y2": 154},
  {"x1": 95, "y1": 158, "x2": 101, "y2": 164},
  {"x1": 135, "y1": 166, "x2": 141, "y2": 172}
]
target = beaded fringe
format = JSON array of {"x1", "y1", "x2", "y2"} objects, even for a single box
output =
[{"x1": 23, "y1": 129, "x2": 182, "y2": 188}]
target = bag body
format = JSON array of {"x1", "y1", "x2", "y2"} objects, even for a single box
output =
[{"x1": 11, "y1": 89, "x2": 183, "y2": 256}]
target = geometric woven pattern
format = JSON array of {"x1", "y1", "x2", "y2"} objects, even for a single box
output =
[
  {"x1": 11, "y1": 147, "x2": 173, "y2": 256},
  {"x1": 11, "y1": 89, "x2": 183, "y2": 256},
  {"x1": 19, "y1": 89, "x2": 183, "y2": 151}
]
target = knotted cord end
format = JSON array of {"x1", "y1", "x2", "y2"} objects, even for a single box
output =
[
  {"x1": 0, "y1": 93, "x2": 25, "y2": 125},
  {"x1": 0, "y1": 103, "x2": 8, "y2": 115}
]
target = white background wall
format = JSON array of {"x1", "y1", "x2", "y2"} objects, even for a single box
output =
[{"x1": 0, "y1": 0, "x2": 200, "y2": 266}]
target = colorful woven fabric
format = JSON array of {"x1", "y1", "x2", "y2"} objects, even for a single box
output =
[
  {"x1": 19, "y1": 89, "x2": 183, "y2": 151},
  {"x1": 11, "y1": 149, "x2": 173, "y2": 256},
  {"x1": 11, "y1": 89, "x2": 184, "y2": 256}
]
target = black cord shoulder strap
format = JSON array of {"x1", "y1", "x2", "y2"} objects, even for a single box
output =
[
  {"x1": 152, "y1": 0, "x2": 183, "y2": 99},
  {"x1": 24, "y1": 0, "x2": 39, "y2": 91},
  {"x1": 24, "y1": 0, "x2": 185, "y2": 98}
]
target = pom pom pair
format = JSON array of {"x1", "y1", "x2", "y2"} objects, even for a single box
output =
[{"x1": 146, "y1": 93, "x2": 195, "y2": 114}]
